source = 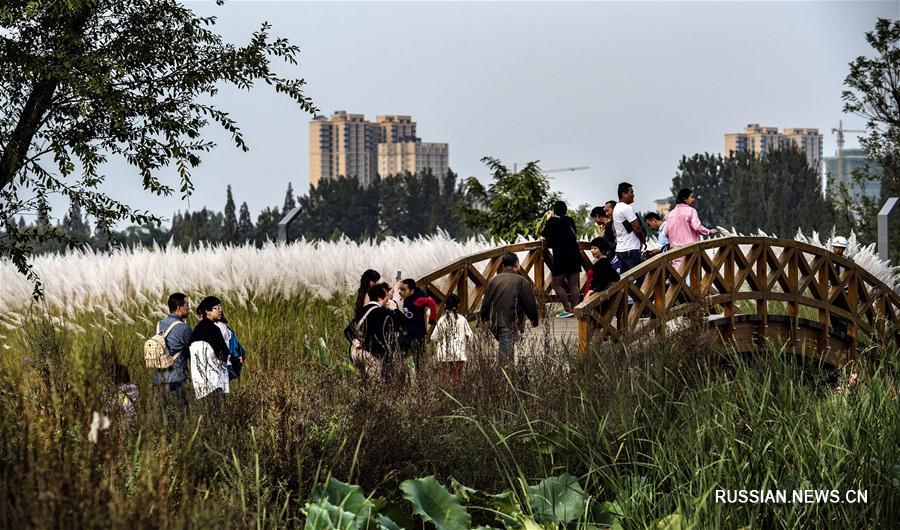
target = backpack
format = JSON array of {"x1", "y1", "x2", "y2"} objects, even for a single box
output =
[
  {"x1": 143, "y1": 321, "x2": 184, "y2": 369},
  {"x1": 344, "y1": 304, "x2": 379, "y2": 361}
]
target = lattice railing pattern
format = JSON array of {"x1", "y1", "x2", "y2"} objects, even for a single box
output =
[
  {"x1": 573, "y1": 237, "x2": 900, "y2": 359},
  {"x1": 415, "y1": 237, "x2": 900, "y2": 361}
]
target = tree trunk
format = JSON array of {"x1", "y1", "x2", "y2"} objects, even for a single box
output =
[
  {"x1": 0, "y1": 78, "x2": 59, "y2": 190},
  {"x1": 0, "y1": 3, "x2": 95, "y2": 192}
]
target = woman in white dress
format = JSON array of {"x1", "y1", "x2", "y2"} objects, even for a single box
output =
[
  {"x1": 430, "y1": 294, "x2": 473, "y2": 385},
  {"x1": 188, "y1": 296, "x2": 231, "y2": 399}
]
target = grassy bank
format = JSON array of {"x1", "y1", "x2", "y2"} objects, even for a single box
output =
[{"x1": 0, "y1": 294, "x2": 897, "y2": 528}]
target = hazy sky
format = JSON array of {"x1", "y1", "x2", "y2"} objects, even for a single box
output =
[{"x1": 47, "y1": 1, "x2": 900, "y2": 225}]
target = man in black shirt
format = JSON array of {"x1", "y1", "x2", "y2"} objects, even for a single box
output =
[{"x1": 540, "y1": 201, "x2": 583, "y2": 318}]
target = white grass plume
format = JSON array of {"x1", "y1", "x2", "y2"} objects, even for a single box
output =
[
  {"x1": 0, "y1": 231, "x2": 497, "y2": 318},
  {"x1": 3, "y1": 229, "x2": 897, "y2": 323}
]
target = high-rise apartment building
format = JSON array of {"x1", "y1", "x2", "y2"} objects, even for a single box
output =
[
  {"x1": 824, "y1": 148, "x2": 881, "y2": 201},
  {"x1": 724, "y1": 124, "x2": 782, "y2": 157},
  {"x1": 724, "y1": 123, "x2": 823, "y2": 169},
  {"x1": 309, "y1": 112, "x2": 448, "y2": 187},
  {"x1": 309, "y1": 111, "x2": 379, "y2": 188},
  {"x1": 375, "y1": 115, "x2": 417, "y2": 143},
  {"x1": 784, "y1": 128, "x2": 824, "y2": 170},
  {"x1": 377, "y1": 142, "x2": 449, "y2": 178}
]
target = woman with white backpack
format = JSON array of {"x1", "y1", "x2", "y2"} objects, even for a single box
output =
[{"x1": 189, "y1": 296, "x2": 231, "y2": 399}]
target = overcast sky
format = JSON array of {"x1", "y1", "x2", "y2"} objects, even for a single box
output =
[{"x1": 48, "y1": 1, "x2": 900, "y2": 225}]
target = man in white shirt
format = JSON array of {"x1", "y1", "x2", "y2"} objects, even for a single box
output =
[{"x1": 612, "y1": 182, "x2": 646, "y2": 285}]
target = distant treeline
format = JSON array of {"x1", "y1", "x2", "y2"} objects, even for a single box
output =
[
  {"x1": 7, "y1": 170, "x2": 471, "y2": 254},
  {"x1": 5, "y1": 147, "x2": 858, "y2": 256}
]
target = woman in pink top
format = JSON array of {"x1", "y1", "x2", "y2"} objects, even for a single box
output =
[{"x1": 663, "y1": 188, "x2": 719, "y2": 273}]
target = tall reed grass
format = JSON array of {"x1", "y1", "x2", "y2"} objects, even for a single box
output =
[
  {"x1": 0, "y1": 294, "x2": 896, "y2": 528},
  {"x1": 0, "y1": 232, "x2": 498, "y2": 324},
  {"x1": 3, "y1": 230, "x2": 896, "y2": 334}
]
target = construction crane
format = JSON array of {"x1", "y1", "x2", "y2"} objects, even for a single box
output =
[
  {"x1": 830, "y1": 120, "x2": 866, "y2": 189},
  {"x1": 545, "y1": 166, "x2": 590, "y2": 174},
  {"x1": 832, "y1": 119, "x2": 866, "y2": 153},
  {"x1": 511, "y1": 163, "x2": 589, "y2": 174}
]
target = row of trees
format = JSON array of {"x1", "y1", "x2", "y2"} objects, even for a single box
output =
[
  {"x1": 6, "y1": 170, "x2": 476, "y2": 253},
  {"x1": 4, "y1": 142, "x2": 881, "y2": 255},
  {"x1": 293, "y1": 170, "x2": 467, "y2": 241}
]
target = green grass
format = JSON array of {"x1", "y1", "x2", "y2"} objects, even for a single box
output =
[{"x1": 0, "y1": 293, "x2": 897, "y2": 528}]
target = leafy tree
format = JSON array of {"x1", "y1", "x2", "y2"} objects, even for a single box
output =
[
  {"x1": 570, "y1": 203, "x2": 596, "y2": 240},
  {"x1": 671, "y1": 152, "x2": 736, "y2": 227},
  {"x1": 223, "y1": 185, "x2": 237, "y2": 244},
  {"x1": 255, "y1": 206, "x2": 281, "y2": 246},
  {"x1": 840, "y1": 18, "x2": 900, "y2": 261},
  {"x1": 378, "y1": 173, "x2": 415, "y2": 237},
  {"x1": 459, "y1": 157, "x2": 560, "y2": 241},
  {"x1": 110, "y1": 223, "x2": 169, "y2": 248},
  {"x1": 237, "y1": 201, "x2": 254, "y2": 243},
  {"x1": 31, "y1": 200, "x2": 66, "y2": 254},
  {"x1": 436, "y1": 170, "x2": 466, "y2": 238},
  {"x1": 170, "y1": 208, "x2": 223, "y2": 249},
  {"x1": 297, "y1": 176, "x2": 379, "y2": 241},
  {"x1": 674, "y1": 146, "x2": 832, "y2": 236},
  {"x1": 0, "y1": 0, "x2": 316, "y2": 296}
]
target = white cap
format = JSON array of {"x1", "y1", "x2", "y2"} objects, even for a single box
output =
[{"x1": 831, "y1": 236, "x2": 848, "y2": 248}]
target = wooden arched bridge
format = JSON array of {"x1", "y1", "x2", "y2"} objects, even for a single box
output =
[{"x1": 416, "y1": 237, "x2": 900, "y2": 364}]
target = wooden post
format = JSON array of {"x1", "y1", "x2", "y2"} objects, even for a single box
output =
[
  {"x1": 787, "y1": 246, "x2": 799, "y2": 351},
  {"x1": 756, "y1": 244, "x2": 768, "y2": 348},
  {"x1": 817, "y1": 254, "x2": 830, "y2": 357},
  {"x1": 690, "y1": 248, "x2": 702, "y2": 324},
  {"x1": 723, "y1": 242, "x2": 735, "y2": 344},
  {"x1": 534, "y1": 245, "x2": 545, "y2": 295},
  {"x1": 654, "y1": 265, "x2": 666, "y2": 338},
  {"x1": 457, "y1": 261, "x2": 469, "y2": 315},
  {"x1": 874, "y1": 295, "x2": 887, "y2": 350},
  {"x1": 578, "y1": 317, "x2": 590, "y2": 354},
  {"x1": 847, "y1": 270, "x2": 858, "y2": 360}
]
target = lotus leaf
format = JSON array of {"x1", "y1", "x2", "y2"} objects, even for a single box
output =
[
  {"x1": 400, "y1": 476, "x2": 471, "y2": 530},
  {"x1": 524, "y1": 473, "x2": 586, "y2": 525}
]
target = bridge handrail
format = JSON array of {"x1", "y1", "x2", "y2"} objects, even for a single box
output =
[
  {"x1": 417, "y1": 240, "x2": 593, "y2": 287},
  {"x1": 415, "y1": 235, "x2": 900, "y2": 357},
  {"x1": 572, "y1": 236, "x2": 900, "y2": 354},
  {"x1": 574, "y1": 236, "x2": 895, "y2": 313}
]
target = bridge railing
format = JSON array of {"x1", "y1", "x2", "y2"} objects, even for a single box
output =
[
  {"x1": 415, "y1": 236, "x2": 900, "y2": 362},
  {"x1": 416, "y1": 240, "x2": 592, "y2": 317},
  {"x1": 573, "y1": 236, "x2": 900, "y2": 360}
]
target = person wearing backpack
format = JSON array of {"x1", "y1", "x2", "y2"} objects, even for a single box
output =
[
  {"x1": 189, "y1": 296, "x2": 231, "y2": 399},
  {"x1": 214, "y1": 308, "x2": 247, "y2": 381},
  {"x1": 344, "y1": 282, "x2": 402, "y2": 383},
  {"x1": 148, "y1": 293, "x2": 193, "y2": 404}
]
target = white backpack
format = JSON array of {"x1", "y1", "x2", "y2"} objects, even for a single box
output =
[{"x1": 143, "y1": 321, "x2": 184, "y2": 369}]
